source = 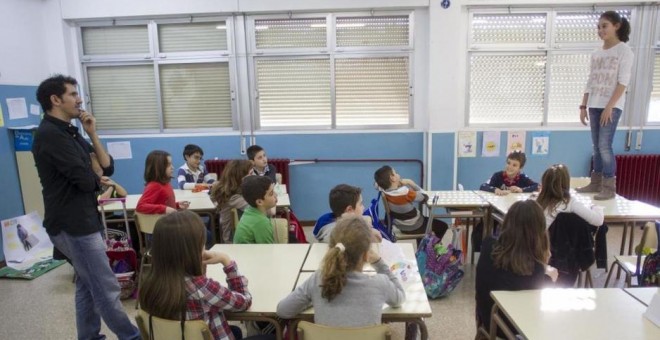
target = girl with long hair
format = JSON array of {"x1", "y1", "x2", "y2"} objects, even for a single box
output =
[
  {"x1": 536, "y1": 164, "x2": 604, "y2": 228},
  {"x1": 276, "y1": 215, "x2": 405, "y2": 327},
  {"x1": 139, "y1": 210, "x2": 255, "y2": 340},
  {"x1": 475, "y1": 200, "x2": 557, "y2": 333},
  {"x1": 136, "y1": 150, "x2": 189, "y2": 214},
  {"x1": 210, "y1": 160, "x2": 254, "y2": 243},
  {"x1": 578, "y1": 11, "x2": 633, "y2": 200}
]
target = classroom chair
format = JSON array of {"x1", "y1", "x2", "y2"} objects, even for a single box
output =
[
  {"x1": 604, "y1": 221, "x2": 659, "y2": 287},
  {"x1": 135, "y1": 309, "x2": 212, "y2": 340},
  {"x1": 134, "y1": 212, "x2": 165, "y2": 308},
  {"x1": 296, "y1": 321, "x2": 391, "y2": 340},
  {"x1": 271, "y1": 218, "x2": 289, "y2": 243},
  {"x1": 379, "y1": 190, "x2": 425, "y2": 242}
]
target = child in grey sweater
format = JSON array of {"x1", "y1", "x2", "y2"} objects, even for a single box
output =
[{"x1": 276, "y1": 215, "x2": 405, "y2": 327}]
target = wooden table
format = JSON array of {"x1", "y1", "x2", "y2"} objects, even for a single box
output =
[
  {"x1": 206, "y1": 244, "x2": 310, "y2": 340},
  {"x1": 490, "y1": 288, "x2": 660, "y2": 339},
  {"x1": 624, "y1": 287, "x2": 659, "y2": 306},
  {"x1": 294, "y1": 242, "x2": 432, "y2": 339},
  {"x1": 425, "y1": 191, "x2": 490, "y2": 263}
]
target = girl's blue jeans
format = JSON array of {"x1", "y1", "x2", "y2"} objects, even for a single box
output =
[{"x1": 588, "y1": 107, "x2": 622, "y2": 178}]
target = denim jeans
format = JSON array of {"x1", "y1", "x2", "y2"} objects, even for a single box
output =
[
  {"x1": 589, "y1": 108, "x2": 622, "y2": 178},
  {"x1": 50, "y1": 231, "x2": 140, "y2": 340}
]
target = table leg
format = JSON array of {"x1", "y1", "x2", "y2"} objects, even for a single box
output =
[
  {"x1": 227, "y1": 315, "x2": 284, "y2": 340},
  {"x1": 404, "y1": 319, "x2": 428, "y2": 340},
  {"x1": 617, "y1": 221, "x2": 629, "y2": 279},
  {"x1": 627, "y1": 221, "x2": 636, "y2": 256}
]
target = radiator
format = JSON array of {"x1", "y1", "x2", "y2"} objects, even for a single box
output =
[
  {"x1": 204, "y1": 158, "x2": 290, "y2": 187},
  {"x1": 615, "y1": 154, "x2": 660, "y2": 207}
]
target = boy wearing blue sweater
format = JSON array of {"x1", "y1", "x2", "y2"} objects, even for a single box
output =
[
  {"x1": 479, "y1": 151, "x2": 538, "y2": 195},
  {"x1": 314, "y1": 184, "x2": 381, "y2": 243}
]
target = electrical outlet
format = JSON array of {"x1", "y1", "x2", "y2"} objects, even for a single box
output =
[{"x1": 635, "y1": 131, "x2": 643, "y2": 150}]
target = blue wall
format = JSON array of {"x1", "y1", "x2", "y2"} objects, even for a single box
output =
[
  {"x1": 105, "y1": 132, "x2": 425, "y2": 221},
  {"x1": 430, "y1": 130, "x2": 660, "y2": 192},
  {"x1": 0, "y1": 85, "x2": 41, "y2": 262}
]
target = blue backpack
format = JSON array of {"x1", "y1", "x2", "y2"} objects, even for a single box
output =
[{"x1": 364, "y1": 191, "x2": 396, "y2": 242}]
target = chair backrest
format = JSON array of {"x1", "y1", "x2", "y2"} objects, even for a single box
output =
[
  {"x1": 297, "y1": 321, "x2": 391, "y2": 340},
  {"x1": 230, "y1": 208, "x2": 240, "y2": 231},
  {"x1": 134, "y1": 213, "x2": 165, "y2": 235},
  {"x1": 271, "y1": 218, "x2": 289, "y2": 244},
  {"x1": 135, "y1": 309, "x2": 212, "y2": 340},
  {"x1": 379, "y1": 190, "x2": 392, "y2": 229}
]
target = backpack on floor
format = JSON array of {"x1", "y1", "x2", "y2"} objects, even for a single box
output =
[
  {"x1": 416, "y1": 227, "x2": 464, "y2": 298},
  {"x1": 364, "y1": 191, "x2": 396, "y2": 242},
  {"x1": 640, "y1": 221, "x2": 660, "y2": 287}
]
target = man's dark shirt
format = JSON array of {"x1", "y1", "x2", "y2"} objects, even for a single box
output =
[{"x1": 32, "y1": 114, "x2": 113, "y2": 236}]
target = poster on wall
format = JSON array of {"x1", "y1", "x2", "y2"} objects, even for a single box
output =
[
  {"x1": 507, "y1": 131, "x2": 526, "y2": 154},
  {"x1": 457, "y1": 131, "x2": 477, "y2": 157},
  {"x1": 1, "y1": 211, "x2": 54, "y2": 270},
  {"x1": 482, "y1": 131, "x2": 501, "y2": 157},
  {"x1": 531, "y1": 131, "x2": 550, "y2": 156}
]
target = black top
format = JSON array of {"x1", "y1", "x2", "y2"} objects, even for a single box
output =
[
  {"x1": 250, "y1": 163, "x2": 277, "y2": 184},
  {"x1": 475, "y1": 237, "x2": 547, "y2": 331},
  {"x1": 32, "y1": 114, "x2": 113, "y2": 236},
  {"x1": 479, "y1": 171, "x2": 539, "y2": 193}
]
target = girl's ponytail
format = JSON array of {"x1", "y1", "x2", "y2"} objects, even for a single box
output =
[
  {"x1": 320, "y1": 246, "x2": 348, "y2": 301},
  {"x1": 618, "y1": 17, "x2": 631, "y2": 43}
]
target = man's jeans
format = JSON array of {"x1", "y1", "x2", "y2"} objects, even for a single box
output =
[
  {"x1": 50, "y1": 231, "x2": 140, "y2": 340},
  {"x1": 589, "y1": 108, "x2": 622, "y2": 178}
]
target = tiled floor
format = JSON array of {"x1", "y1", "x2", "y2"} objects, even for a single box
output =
[{"x1": 0, "y1": 224, "x2": 638, "y2": 339}]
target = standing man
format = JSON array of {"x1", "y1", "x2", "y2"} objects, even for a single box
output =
[{"x1": 33, "y1": 75, "x2": 140, "y2": 340}]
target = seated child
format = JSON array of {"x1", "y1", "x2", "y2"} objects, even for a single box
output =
[
  {"x1": 210, "y1": 159, "x2": 253, "y2": 244},
  {"x1": 247, "y1": 145, "x2": 277, "y2": 184},
  {"x1": 313, "y1": 184, "x2": 381, "y2": 243},
  {"x1": 177, "y1": 144, "x2": 215, "y2": 190},
  {"x1": 91, "y1": 152, "x2": 127, "y2": 200},
  {"x1": 277, "y1": 215, "x2": 405, "y2": 327},
  {"x1": 137, "y1": 150, "x2": 190, "y2": 214},
  {"x1": 480, "y1": 151, "x2": 538, "y2": 195},
  {"x1": 374, "y1": 165, "x2": 448, "y2": 240},
  {"x1": 475, "y1": 200, "x2": 557, "y2": 336},
  {"x1": 536, "y1": 164, "x2": 604, "y2": 228},
  {"x1": 233, "y1": 176, "x2": 277, "y2": 244},
  {"x1": 138, "y1": 210, "x2": 256, "y2": 340}
]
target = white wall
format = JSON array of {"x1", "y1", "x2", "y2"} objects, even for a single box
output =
[{"x1": 0, "y1": 0, "x2": 50, "y2": 85}]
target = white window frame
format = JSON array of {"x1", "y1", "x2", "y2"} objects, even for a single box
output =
[
  {"x1": 246, "y1": 10, "x2": 415, "y2": 131},
  {"x1": 77, "y1": 16, "x2": 238, "y2": 134},
  {"x1": 466, "y1": 6, "x2": 637, "y2": 128}
]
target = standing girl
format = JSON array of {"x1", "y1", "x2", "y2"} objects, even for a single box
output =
[
  {"x1": 537, "y1": 164, "x2": 604, "y2": 228},
  {"x1": 210, "y1": 160, "x2": 253, "y2": 243},
  {"x1": 276, "y1": 215, "x2": 405, "y2": 327},
  {"x1": 578, "y1": 11, "x2": 633, "y2": 200},
  {"x1": 139, "y1": 210, "x2": 258, "y2": 340},
  {"x1": 136, "y1": 150, "x2": 190, "y2": 214},
  {"x1": 475, "y1": 200, "x2": 557, "y2": 335}
]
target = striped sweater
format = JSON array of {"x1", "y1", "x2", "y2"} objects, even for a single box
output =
[{"x1": 384, "y1": 184, "x2": 427, "y2": 231}]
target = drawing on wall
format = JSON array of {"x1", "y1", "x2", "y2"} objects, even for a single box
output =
[
  {"x1": 482, "y1": 131, "x2": 500, "y2": 157},
  {"x1": 532, "y1": 131, "x2": 550, "y2": 156},
  {"x1": 507, "y1": 131, "x2": 526, "y2": 154},
  {"x1": 458, "y1": 131, "x2": 477, "y2": 157}
]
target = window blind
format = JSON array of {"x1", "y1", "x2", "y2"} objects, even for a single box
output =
[
  {"x1": 335, "y1": 57, "x2": 409, "y2": 126},
  {"x1": 256, "y1": 58, "x2": 331, "y2": 127},
  {"x1": 336, "y1": 16, "x2": 409, "y2": 47},
  {"x1": 254, "y1": 18, "x2": 327, "y2": 49},
  {"x1": 649, "y1": 53, "x2": 660, "y2": 123},
  {"x1": 548, "y1": 53, "x2": 591, "y2": 123},
  {"x1": 87, "y1": 65, "x2": 159, "y2": 130},
  {"x1": 158, "y1": 22, "x2": 228, "y2": 53},
  {"x1": 472, "y1": 14, "x2": 546, "y2": 45},
  {"x1": 159, "y1": 62, "x2": 232, "y2": 129},
  {"x1": 82, "y1": 26, "x2": 149, "y2": 55}
]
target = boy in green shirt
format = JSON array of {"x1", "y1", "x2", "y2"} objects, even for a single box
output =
[{"x1": 233, "y1": 176, "x2": 278, "y2": 244}]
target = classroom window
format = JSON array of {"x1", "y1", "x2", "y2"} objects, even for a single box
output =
[
  {"x1": 649, "y1": 53, "x2": 660, "y2": 123},
  {"x1": 249, "y1": 13, "x2": 413, "y2": 130},
  {"x1": 79, "y1": 19, "x2": 234, "y2": 133},
  {"x1": 468, "y1": 9, "x2": 631, "y2": 126}
]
